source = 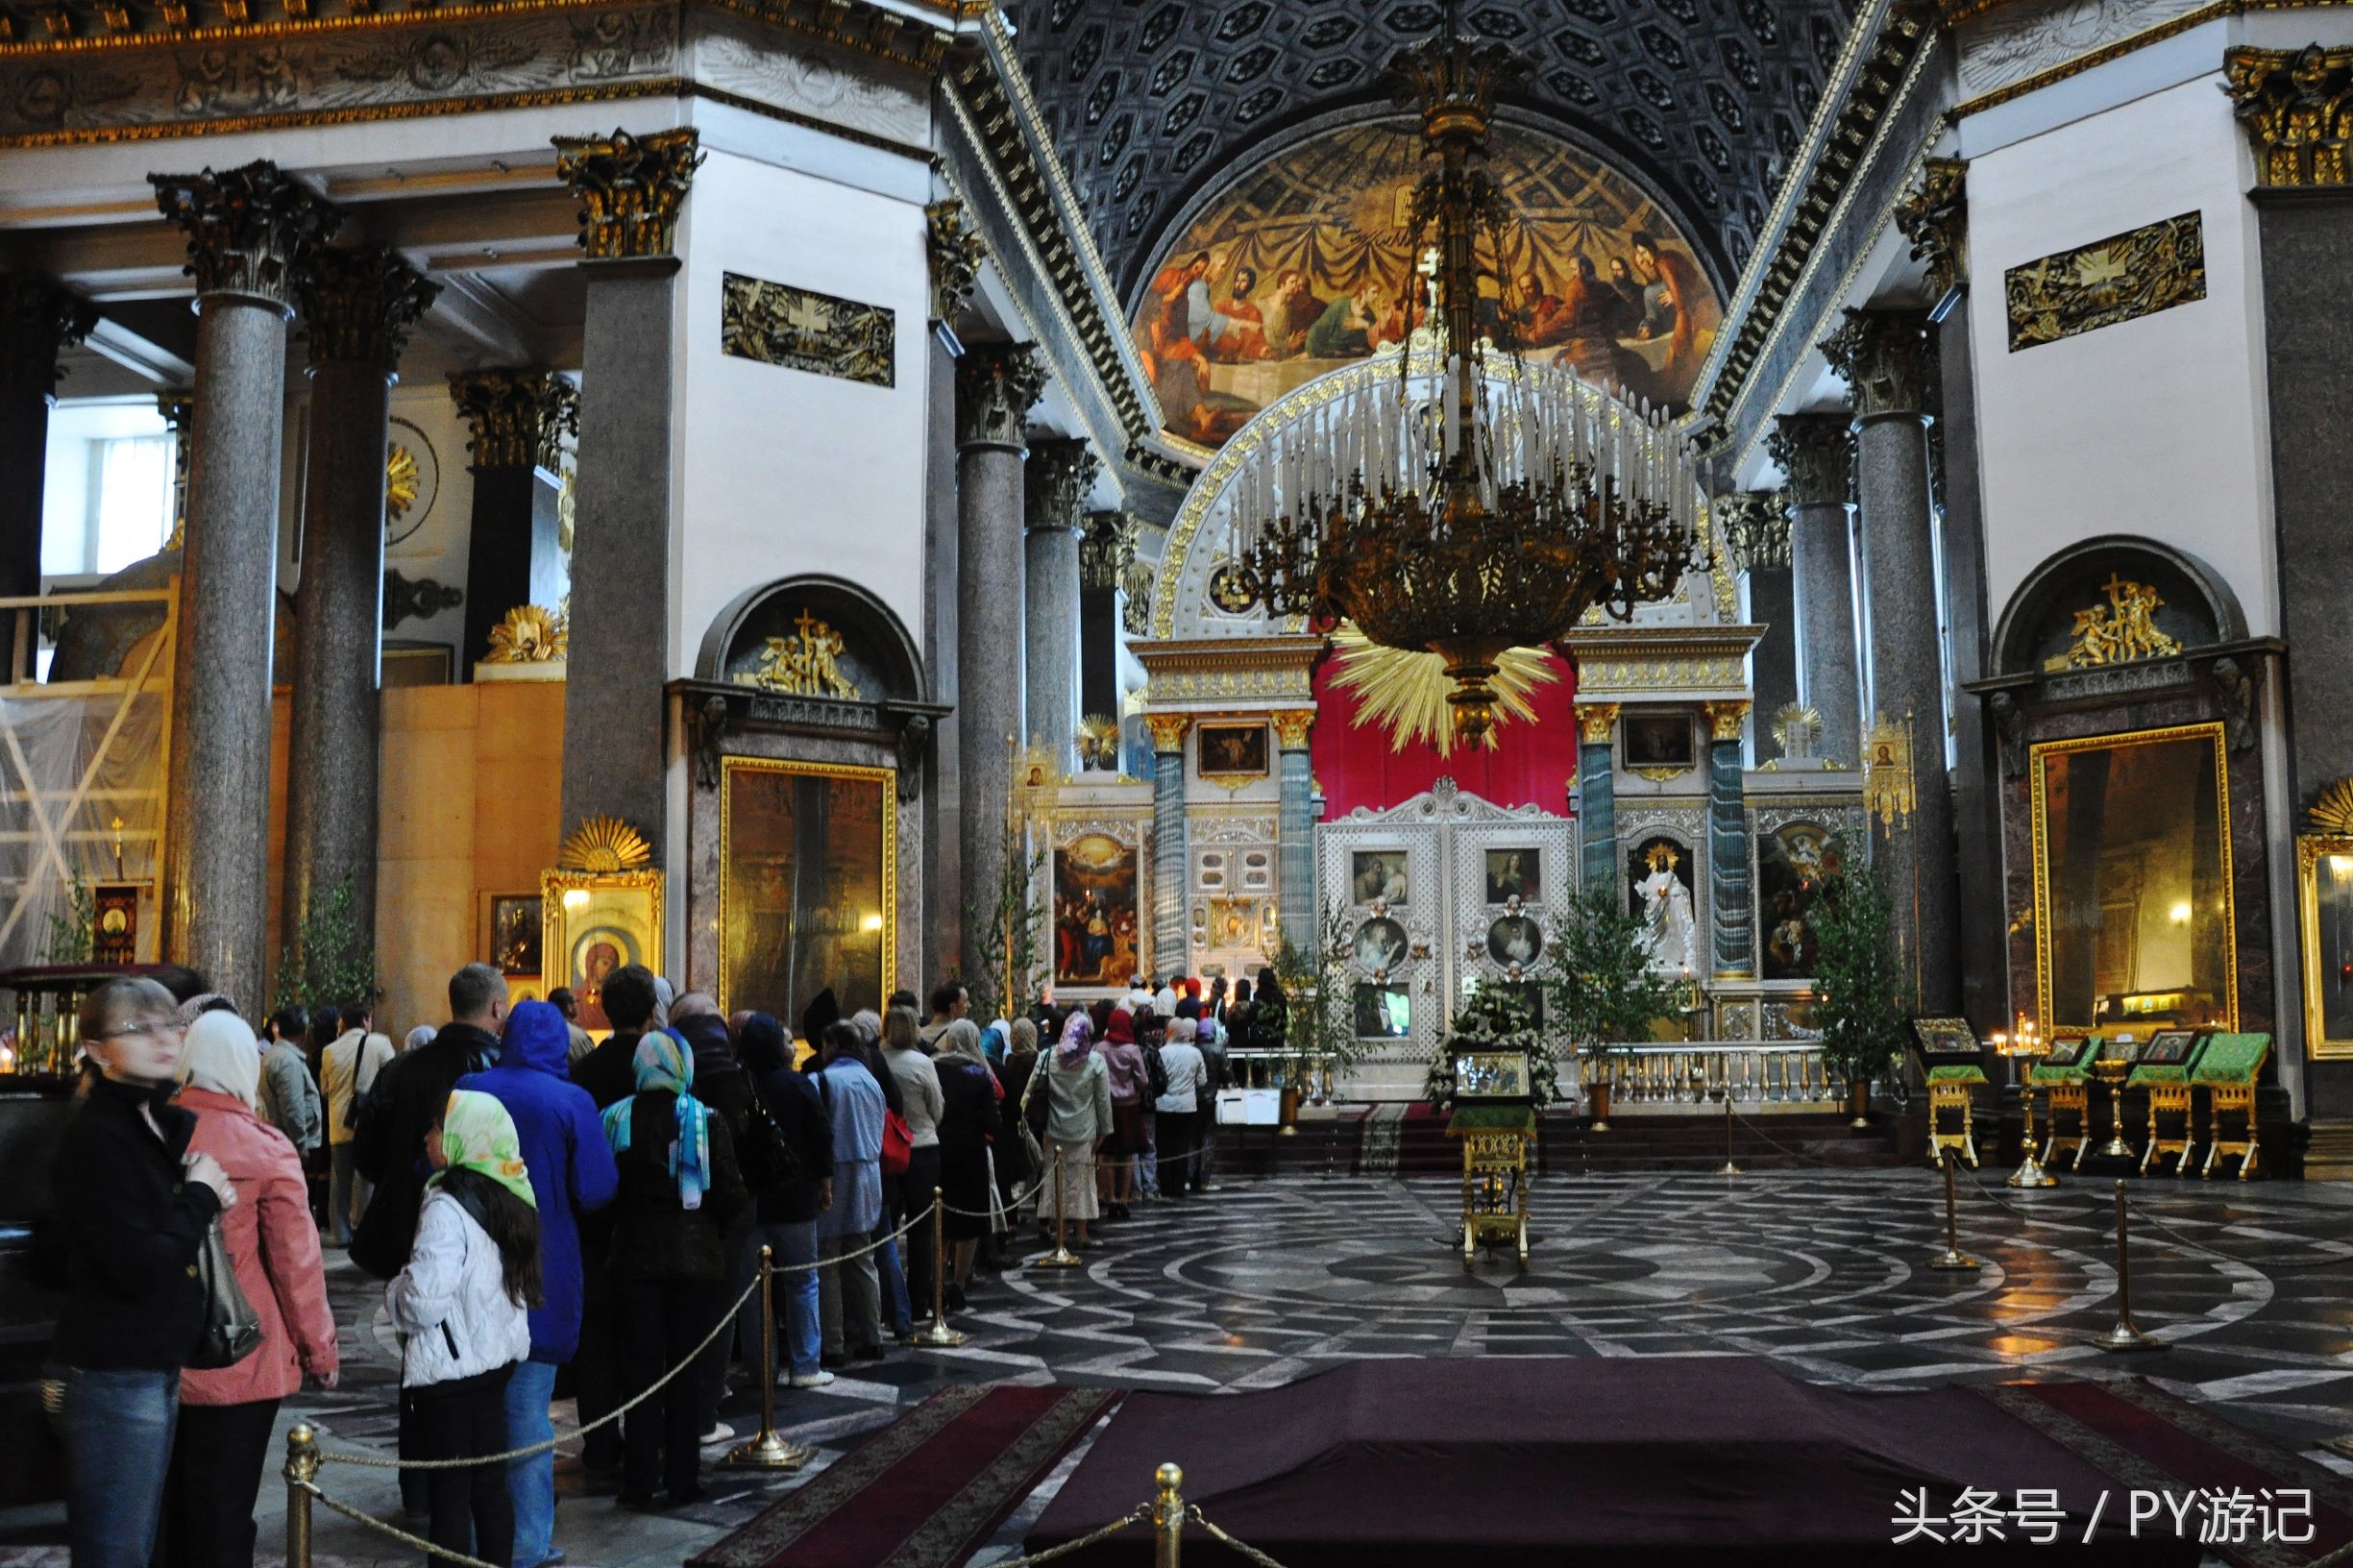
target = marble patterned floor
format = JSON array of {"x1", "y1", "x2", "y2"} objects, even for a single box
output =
[{"x1": 4, "y1": 1168, "x2": 2348, "y2": 1566}]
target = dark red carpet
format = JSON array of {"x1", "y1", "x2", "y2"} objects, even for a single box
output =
[
  {"x1": 1030, "y1": 1360, "x2": 2350, "y2": 1565},
  {"x1": 690, "y1": 1384, "x2": 1119, "y2": 1568}
]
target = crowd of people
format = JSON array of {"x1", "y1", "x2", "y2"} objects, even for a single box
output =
[{"x1": 41, "y1": 958, "x2": 1284, "y2": 1568}]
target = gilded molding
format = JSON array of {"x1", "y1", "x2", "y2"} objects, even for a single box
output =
[
  {"x1": 298, "y1": 245, "x2": 435, "y2": 369},
  {"x1": 1818, "y1": 307, "x2": 1936, "y2": 422},
  {"x1": 0, "y1": 274, "x2": 98, "y2": 389},
  {"x1": 1766, "y1": 413, "x2": 1853, "y2": 508},
  {"x1": 720, "y1": 271, "x2": 895, "y2": 386},
  {"x1": 448, "y1": 367, "x2": 577, "y2": 470},
  {"x1": 923, "y1": 197, "x2": 986, "y2": 324},
  {"x1": 1079, "y1": 509, "x2": 1138, "y2": 592},
  {"x1": 2225, "y1": 43, "x2": 2353, "y2": 188},
  {"x1": 151, "y1": 159, "x2": 338, "y2": 308},
  {"x1": 1716, "y1": 489, "x2": 1792, "y2": 572},
  {"x1": 952, "y1": 339, "x2": 1045, "y2": 450},
  {"x1": 2005, "y1": 211, "x2": 2206, "y2": 353},
  {"x1": 1893, "y1": 158, "x2": 1967, "y2": 300},
  {"x1": 1024, "y1": 437, "x2": 1098, "y2": 534},
  {"x1": 1579, "y1": 702, "x2": 1621, "y2": 747},
  {"x1": 553, "y1": 124, "x2": 701, "y2": 259}
]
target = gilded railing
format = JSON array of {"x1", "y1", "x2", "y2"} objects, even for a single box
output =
[{"x1": 1593, "y1": 1042, "x2": 1851, "y2": 1111}]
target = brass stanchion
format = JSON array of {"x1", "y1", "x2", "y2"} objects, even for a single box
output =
[
  {"x1": 1927, "y1": 1151, "x2": 1982, "y2": 1271},
  {"x1": 283, "y1": 1421, "x2": 317, "y2": 1568},
  {"x1": 1154, "y1": 1461, "x2": 1186, "y2": 1568},
  {"x1": 2009, "y1": 1076, "x2": 2057, "y2": 1188},
  {"x1": 2094, "y1": 1179, "x2": 2160, "y2": 1353},
  {"x1": 723, "y1": 1245, "x2": 816, "y2": 1470},
  {"x1": 915, "y1": 1188, "x2": 968, "y2": 1346},
  {"x1": 1032, "y1": 1146, "x2": 1082, "y2": 1268},
  {"x1": 1715, "y1": 1084, "x2": 1741, "y2": 1178}
]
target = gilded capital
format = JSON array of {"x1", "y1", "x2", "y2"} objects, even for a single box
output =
[
  {"x1": 151, "y1": 159, "x2": 340, "y2": 311},
  {"x1": 2225, "y1": 44, "x2": 2353, "y2": 188},
  {"x1": 299, "y1": 246, "x2": 437, "y2": 371},
  {"x1": 0, "y1": 275, "x2": 98, "y2": 392},
  {"x1": 1893, "y1": 158, "x2": 1967, "y2": 300},
  {"x1": 1025, "y1": 438, "x2": 1099, "y2": 534},
  {"x1": 924, "y1": 198, "x2": 987, "y2": 324},
  {"x1": 1120, "y1": 557, "x2": 1158, "y2": 636},
  {"x1": 1716, "y1": 490, "x2": 1791, "y2": 572},
  {"x1": 954, "y1": 340, "x2": 1046, "y2": 449},
  {"x1": 1767, "y1": 414, "x2": 1854, "y2": 508},
  {"x1": 1702, "y1": 700, "x2": 1751, "y2": 744},
  {"x1": 449, "y1": 369, "x2": 579, "y2": 471},
  {"x1": 1578, "y1": 702, "x2": 1621, "y2": 747},
  {"x1": 1144, "y1": 713, "x2": 1191, "y2": 752},
  {"x1": 552, "y1": 127, "x2": 702, "y2": 260},
  {"x1": 1818, "y1": 307, "x2": 1936, "y2": 422},
  {"x1": 1080, "y1": 509, "x2": 1139, "y2": 591},
  {"x1": 1272, "y1": 710, "x2": 1315, "y2": 749}
]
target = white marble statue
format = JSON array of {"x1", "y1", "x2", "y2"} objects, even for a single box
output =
[{"x1": 1636, "y1": 845, "x2": 1699, "y2": 973}]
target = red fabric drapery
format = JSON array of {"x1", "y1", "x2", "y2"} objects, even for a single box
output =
[{"x1": 1308, "y1": 645, "x2": 1581, "y2": 819}]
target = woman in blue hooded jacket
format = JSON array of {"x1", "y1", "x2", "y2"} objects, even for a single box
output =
[{"x1": 457, "y1": 999, "x2": 620, "y2": 1568}]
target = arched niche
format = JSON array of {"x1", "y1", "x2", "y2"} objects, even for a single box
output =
[
  {"x1": 694, "y1": 573, "x2": 927, "y2": 705},
  {"x1": 1991, "y1": 535, "x2": 2246, "y2": 679}
]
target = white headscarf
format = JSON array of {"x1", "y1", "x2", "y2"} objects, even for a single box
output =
[
  {"x1": 404, "y1": 1025, "x2": 437, "y2": 1051},
  {"x1": 181, "y1": 1009, "x2": 262, "y2": 1111}
]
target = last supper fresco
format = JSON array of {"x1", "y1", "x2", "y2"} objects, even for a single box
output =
[{"x1": 1130, "y1": 119, "x2": 1724, "y2": 450}]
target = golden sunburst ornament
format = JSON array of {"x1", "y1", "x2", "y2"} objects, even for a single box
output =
[
  {"x1": 481, "y1": 603, "x2": 568, "y2": 664},
  {"x1": 2312, "y1": 776, "x2": 2353, "y2": 835},
  {"x1": 560, "y1": 815, "x2": 651, "y2": 871},
  {"x1": 1327, "y1": 625, "x2": 1561, "y2": 756},
  {"x1": 385, "y1": 442, "x2": 420, "y2": 522}
]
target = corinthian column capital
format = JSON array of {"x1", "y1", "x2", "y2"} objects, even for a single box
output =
[
  {"x1": 0, "y1": 275, "x2": 98, "y2": 391},
  {"x1": 1716, "y1": 490, "x2": 1791, "y2": 572},
  {"x1": 924, "y1": 198, "x2": 987, "y2": 324},
  {"x1": 552, "y1": 127, "x2": 703, "y2": 260},
  {"x1": 299, "y1": 246, "x2": 437, "y2": 373},
  {"x1": 1819, "y1": 307, "x2": 1936, "y2": 423},
  {"x1": 2225, "y1": 44, "x2": 2353, "y2": 188},
  {"x1": 151, "y1": 159, "x2": 340, "y2": 312},
  {"x1": 1080, "y1": 509, "x2": 1140, "y2": 591},
  {"x1": 1025, "y1": 437, "x2": 1099, "y2": 534},
  {"x1": 1767, "y1": 414, "x2": 1854, "y2": 508},
  {"x1": 955, "y1": 341, "x2": 1046, "y2": 450},
  {"x1": 1893, "y1": 158, "x2": 1968, "y2": 301},
  {"x1": 449, "y1": 369, "x2": 579, "y2": 471}
]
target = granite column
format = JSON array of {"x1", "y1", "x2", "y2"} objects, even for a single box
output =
[
  {"x1": 152, "y1": 161, "x2": 337, "y2": 1006},
  {"x1": 1703, "y1": 701, "x2": 1753, "y2": 979},
  {"x1": 1078, "y1": 511, "x2": 1137, "y2": 727},
  {"x1": 1274, "y1": 710, "x2": 1315, "y2": 954},
  {"x1": 1769, "y1": 413, "x2": 1861, "y2": 768},
  {"x1": 283, "y1": 248, "x2": 434, "y2": 957},
  {"x1": 1147, "y1": 714, "x2": 1190, "y2": 977},
  {"x1": 1578, "y1": 704, "x2": 1620, "y2": 894},
  {"x1": 1823, "y1": 307, "x2": 1958, "y2": 1011},
  {"x1": 553, "y1": 128, "x2": 699, "y2": 858},
  {"x1": 0, "y1": 279, "x2": 97, "y2": 641},
  {"x1": 1720, "y1": 490, "x2": 1795, "y2": 759},
  {"x1": 1022, "y1": 438, "x2": 1094, "y2": 772},
  {"x1": 449, "y1": 369, "x2": 576, "y2": 671},
  {"x1": 920, "y1": 205, "x2": 982, "y2": 977},
  {"x1": 953, "y1": 343, "x2": 1045, "y2": 965}
]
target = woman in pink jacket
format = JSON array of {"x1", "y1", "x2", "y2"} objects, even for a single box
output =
[{"x1": 157, "y1": 1010, "x2": 340, "y2": 1568}]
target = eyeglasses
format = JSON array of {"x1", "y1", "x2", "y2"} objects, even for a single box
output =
[{"x1": 97, "y1": 1018, "x2": 182, "y2": 1041}]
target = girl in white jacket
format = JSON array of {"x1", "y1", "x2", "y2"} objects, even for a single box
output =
[{"x1": 387, "y1": 1090, "x2": 540, "y2": 1567}]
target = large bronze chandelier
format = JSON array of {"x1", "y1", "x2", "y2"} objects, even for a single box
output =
[{"x1": 1221, "y1": 4, "x2": 1702, "y2": 743}]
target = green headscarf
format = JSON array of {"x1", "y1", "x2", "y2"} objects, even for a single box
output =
[{"x1": 430, "y1": 1090, "x2": 537, "y2": 1210}]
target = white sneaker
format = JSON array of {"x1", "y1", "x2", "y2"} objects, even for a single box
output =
[
  {"x1": 699, "y1": 1422, "x2": 735, "y2": 1448},
  {"x1": 788, "y1": 1370, "x2": 836, "y2": 1389}
]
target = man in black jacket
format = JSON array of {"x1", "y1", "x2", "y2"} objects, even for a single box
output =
[
  {"x1": 350, "y1": 963, "x2": 508, "y2": 1277},
  {"x1": 573, "y1": 965, "x2": 658, "y2": 1111}
]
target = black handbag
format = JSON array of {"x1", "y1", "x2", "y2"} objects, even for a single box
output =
[{"x1": 186, "y1": 1217, "x2": 263, "y2": 1370}]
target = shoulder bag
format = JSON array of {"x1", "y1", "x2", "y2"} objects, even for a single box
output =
[{"x1": 186, "y1": 1216, "x2": 263, "y2": 1369}]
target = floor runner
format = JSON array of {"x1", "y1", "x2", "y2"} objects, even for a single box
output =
[{"x1": 688, "y1": 1384, "x2": 1120, "y2": 1568}]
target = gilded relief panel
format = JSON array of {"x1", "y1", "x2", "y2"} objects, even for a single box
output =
[
  {"x1": 2004, "y1": 211, "x2": 2206, "y2": 353},
  {"x1": 720, "y1": 272, "x2": 895, "y2": 387}
]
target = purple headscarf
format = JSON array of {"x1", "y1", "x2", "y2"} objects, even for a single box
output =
[{"x1": 1056, "y1": 1011, "x2": 1095, "y2": 1065}]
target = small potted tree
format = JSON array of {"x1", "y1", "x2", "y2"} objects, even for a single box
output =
[
  {"x1": 1541, "y1": 883, "x2": 1679, "y2": 1126},
  {"x1": 1266, "y1": 901, "x2": 1354, "y2": 1131},
  {"x1": 1810, "y1": 858, "x2": 1905, "y2": 1126}
]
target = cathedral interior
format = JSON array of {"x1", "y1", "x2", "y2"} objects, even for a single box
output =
[{"x1": 3, "y1": 0, "x2": 2353, "y2": 1563}]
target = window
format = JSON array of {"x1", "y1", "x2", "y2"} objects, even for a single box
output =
[{"x1": 40, "y1": 403, "x2": 176, "y2": 579}]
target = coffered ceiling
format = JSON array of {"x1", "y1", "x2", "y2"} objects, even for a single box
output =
[{"x1": 1001, "y1": 0, "x2": 1867, "y2": 303}]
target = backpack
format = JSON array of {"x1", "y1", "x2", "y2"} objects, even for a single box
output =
[
  {"x1": 737, "y1": 1087, "x2": 802, "y2": 1193},
  {"x1": 1144, "y1": 1042, "x2": 1169, "y2": 1103}
]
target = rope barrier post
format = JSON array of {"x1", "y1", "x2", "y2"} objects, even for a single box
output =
[
  {"x1": 916, "y1": 1188, "x2": 968, "y2": 1346},
  {"x1": 723, "y1": 1245, "x2": 816, "y2": 1471},
  {"x1": 1033, "y1": 1145, "x2": 1082, "y2": 1269},
  {"x1": 1928, "y1": 1150, "x2": 1982, "y2": 1271},
  {"x1": 1154, "y1": 1462, "x2": 1186, "y2": 1568},
  {"x1": 1715, "y1": 1083, "x2": 1741, "y2": 1178},
  {"x1": 2095, "y1": 1178, "x2": 2161, "y2": 1353},
  {"x1": 2009, "y1": 1072, "x2": 2057, "y2": 1189},
  {"x1": 284, "y1": 1421, "x2": 318, "y2": 1568}
]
